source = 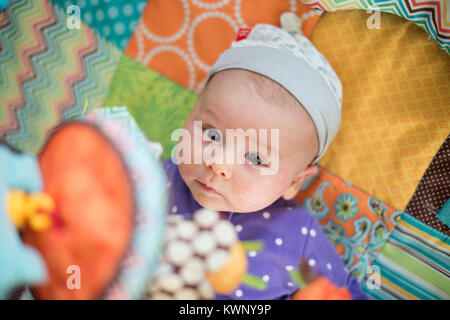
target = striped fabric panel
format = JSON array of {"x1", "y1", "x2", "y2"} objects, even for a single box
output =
[{"x1": 363, "y1": 212, "x2": 450, "y2": 300}]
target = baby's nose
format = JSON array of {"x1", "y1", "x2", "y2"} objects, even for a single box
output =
[{"x1": 208, "y1": 162, "x2": 232, "y2": 180}]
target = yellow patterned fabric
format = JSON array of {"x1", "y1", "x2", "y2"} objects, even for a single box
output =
[{"x1": 310, "y1": 10, "x2": 450, "y2": 211}]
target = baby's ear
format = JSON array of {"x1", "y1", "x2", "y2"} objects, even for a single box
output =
[
  {"x1": 302, "y1": 164, "x2": 319, "y2": 178},
  {"x1": 282, "y1": 164, "x2": 319, "y2": 200}
]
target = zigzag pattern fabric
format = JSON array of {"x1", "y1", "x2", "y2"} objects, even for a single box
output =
[
  {"x1": 302, "y1": 0, "x2": 450, "y2": 55},
  {"x1": 0, "y1": 0, "x2": 122, "y2": 154}
]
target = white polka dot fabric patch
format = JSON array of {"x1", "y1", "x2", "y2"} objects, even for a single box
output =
[{"x1": 405, "y1": 135, "x2": 449, "y2": 236}]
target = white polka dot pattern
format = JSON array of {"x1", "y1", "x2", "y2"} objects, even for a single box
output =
[{"x1": 404, "y1": 135, "x2": 449, "y2": 236}]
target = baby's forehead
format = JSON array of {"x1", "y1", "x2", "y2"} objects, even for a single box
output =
[
  {"x1": 201, "y1": 70, "x2": 314, "y2": 130},
  {"x1": 198, "y1": 69, "x2": 319, "y2": 164},
  {"x1": 204, "y1": 69, "x2": 305, "y2": 117}
]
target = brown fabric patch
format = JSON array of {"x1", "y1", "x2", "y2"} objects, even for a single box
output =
[{"x1": 404, "y1": 134, "x2": 450, "y2": 236}]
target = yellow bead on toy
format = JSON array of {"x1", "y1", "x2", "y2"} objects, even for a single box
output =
[
  {"x1": 8, "y1": 190, "x2": 28, "y2": 229},
  {"x1": 7, "y1": 190, "x2": 55, "y2": 232},
  {"x1": 29, "y1": 193, "x2": 55, "y2": 215},
  {"x1": 29, "y1": 213, "x2": 53, "y2": 232}
]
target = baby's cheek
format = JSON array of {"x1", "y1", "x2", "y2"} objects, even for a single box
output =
[{"x1": 233, "y1": 178, "x2": 280, "y2": 209}]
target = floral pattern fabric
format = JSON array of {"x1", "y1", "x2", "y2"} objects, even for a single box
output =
[{"x1": 296, "y1": 164, "x2": 403, "y2": 282}]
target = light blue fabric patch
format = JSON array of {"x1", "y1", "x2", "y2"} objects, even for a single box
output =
[
  {"x1": 51, "y1": 0, "x2": 148, "y2": 50},
  {"x1": 0, "y1": 146, "x2": 47, "y2": 299}
]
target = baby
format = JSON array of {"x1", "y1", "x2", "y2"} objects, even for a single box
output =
[{"x1": 163, "y1": 13, "x2": 368, "y2": 300}]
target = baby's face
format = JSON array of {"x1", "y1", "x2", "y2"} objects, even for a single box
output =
[{"x1": 177, "y1": 70, "x2": 319, "y2": 213}]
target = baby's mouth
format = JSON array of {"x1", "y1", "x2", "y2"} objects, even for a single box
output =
[{"x1": 196, "y1": 179, "x2": 220, "y2": 195}]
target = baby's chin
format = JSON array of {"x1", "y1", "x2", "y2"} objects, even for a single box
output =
[
  {"x1": 188, "y1": 183, "x2": 231, "y2": 212},
  {"x1": 188, "y1": 184, "x2": 275, "y2": 214}
]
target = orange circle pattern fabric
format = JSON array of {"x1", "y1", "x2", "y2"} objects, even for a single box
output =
[{"x1": 125, "y1": 0, "x2": 323, "y2": 92}]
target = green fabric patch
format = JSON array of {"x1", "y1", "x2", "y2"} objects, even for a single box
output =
[{"x1": 104, "y1": 54, "x2": 198, "y2": 160}]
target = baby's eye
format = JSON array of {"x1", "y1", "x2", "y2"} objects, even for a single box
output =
[
  {"x1": 205, "y1": 128, "x2": 221, "y2": 142},
  {"x1": 245, "y1": 153, "x2": 267, "y2": 166}
]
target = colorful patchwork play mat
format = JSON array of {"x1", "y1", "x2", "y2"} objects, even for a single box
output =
[{"x1": 1, "y1": 0, "x2": 449, "y2": 299}]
